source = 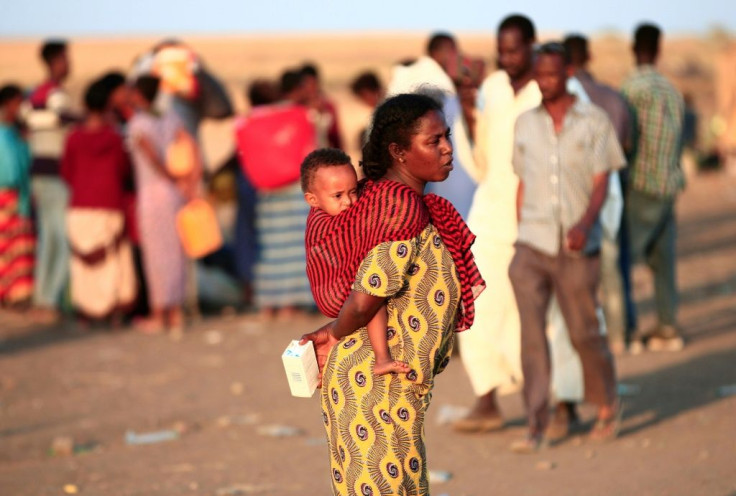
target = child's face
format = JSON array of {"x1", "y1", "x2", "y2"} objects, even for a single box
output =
[{"x1": 305, "y1": 164, "x2": 358, "y2": 216}]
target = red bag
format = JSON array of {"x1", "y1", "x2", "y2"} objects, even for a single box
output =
[{"x1": 234, "y1": 104, "x2": 317, "y2": 191}]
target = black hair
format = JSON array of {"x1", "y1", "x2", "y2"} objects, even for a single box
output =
[
  {"x1": 84, "y1": 80, "x2": 109, "y2": 112},
  {"x1": 0, "y1": 84, "x2": 22, "y2": 106},
  {"x1": 247, "y1": 79, "x2": 280, "y2": 107},
  {"x1": 300, "y1": 63, "x2": 319, "y2": 79},
  {"x1": 562, "y1": 34, "x2": 589, "y2": 66},
  {"x1": 427, "y1": 32, "x2": 456, "y2": 55},
  {"x1": 40, "y1": 39, "x2": 67, "y2": 65},
  {"x1": 634, "y1": 23, "x2": 661, "y2": 55},
  {"x1": 300, "y1": 148, "x2": 352, "y2": 193},
  {"x1": 97, "y1": 71, "x2": 126, "y2": 105},
  {"x1": 280, "y1": 69, "x2": 304, "y2": 95},
  {"x1": 536, "y1": 42, "x2": 571, "y2": 65},
  {"x1": 350, "y1": 71, "x2": 381, "y2": 96},
  {"x1": 498, "y1": 14, "x2": 536, "y2": 43},
  {"x1": 360, "y1": 93, "x2": 443, "y2": 181},
  {"x1": 134, "y1": 75, "x2": 160, "y2": 104}
]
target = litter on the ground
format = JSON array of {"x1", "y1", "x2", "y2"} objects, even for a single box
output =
[
  {"x1": 256, "y1": 424, "x2": 304, "y2": 437},
  {"x1": 125, "y1": 429, "x2": 180, "y2": 446},
  {"x1": 205, "y1": 330, "x2": 224, "y2": 345},
  {"x1": 50, "y1": 436, "x2": 74, "y2": 457},
  {"x1": 215, "y1": 484, "x2": 273, "y2": 495},
  {"x1": 429, "y1": 470, "x2": 453, "y2": 483},
  {"x1": 435, "y1": 404, "x2": 470, "y2": 425},
  {"x1": 305, "y1": 437, "x2": 327, "y2": 446},
  {"x1": 716, "y1": 384, "x2": 736, "y2": 397},
  {"x1": 535, "y1": 460, "x2": 556, "y2": 471},
  {"x1": 617, "y1": 383, "x2": 641, "y2": 396},
  {"x1": 217, "y1": 414, "x2": 259, "y2": 428}
]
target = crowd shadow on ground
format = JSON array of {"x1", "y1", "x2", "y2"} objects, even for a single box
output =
[
  {"x1": 618, "y1": 344, "x2": 736, "y2": 437},
  {"x1": 0, "y1": 319, "x2": 92, "y2": 357}
]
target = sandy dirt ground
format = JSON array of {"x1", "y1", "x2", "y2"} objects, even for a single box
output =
[{"x1": 1, "y1": 171, "x2": 736, "y2": 496}]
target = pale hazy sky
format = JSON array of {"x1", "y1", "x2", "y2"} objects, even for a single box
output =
[{"x1": 0, "y1": 0, "x2": 731, "y2": 37}]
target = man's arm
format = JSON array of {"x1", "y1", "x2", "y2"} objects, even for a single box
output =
[
  {"x1": 516, "y1": 180, "x2": 524, "y2": 223},
  {"x1": 566, "y1": 172, "x2": 609, "y2": 252}
]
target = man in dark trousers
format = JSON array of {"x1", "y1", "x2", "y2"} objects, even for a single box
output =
[
  {"x1": 509, "y1": 43, "x2": 624, "y2": 452},
  {"x1": 621, "y1": 23, "x2": 685, "y2": 353}
]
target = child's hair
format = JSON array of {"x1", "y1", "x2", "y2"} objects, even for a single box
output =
[
  {"x1": 300, "y1": 148, "x2": 352, "y2": 193},
  {"x1": 84, "y1": 80, "x2": 109, "y2": 112},
  {"x1": 40, "y1": 40, "x2": 67, "y2": 65},
  {"x1": 134, "y1": 75, "x2": 160, "y2": 104},
  {"x1": 0, "y1": 84, "x2": 22, "y2": 106}
]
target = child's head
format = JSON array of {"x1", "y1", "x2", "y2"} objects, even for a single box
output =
[
  {"x1": 131, "y1": 75, "x2": 160, "y2": 110},
  {"x1": 84, "y1": 79, "x2": 108, "y2": 115},
  {"x1": 301, "y1": 148, "x2": 358, "y2": 216}
]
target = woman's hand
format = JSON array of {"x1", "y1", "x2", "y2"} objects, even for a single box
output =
[{"x1": 300, "y1": 321, "x2": 339, "y2": 387}]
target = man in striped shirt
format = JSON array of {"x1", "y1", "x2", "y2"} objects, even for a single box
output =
[
  {"x1": 508, "y1": 43, "x2": 624, "y2": 452},
  {"x1": 621, "y1": 23, "x2": 685, "y2": 352}
]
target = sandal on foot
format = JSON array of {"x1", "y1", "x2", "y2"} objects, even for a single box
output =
[
  {"x1": 510, "y1": 433, "x2": 547, "y2": 454},
  {"x1": 589, "y1": 401, "x2": 623, "y2": 442}
]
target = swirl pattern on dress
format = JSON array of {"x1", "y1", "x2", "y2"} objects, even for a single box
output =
[
  {"x1": 396, "y1": 243, "x2": 408, "y2": 258},
  {"x1": 333, "y1": 469, "x2": 343, "y2": 483},
  {"x1": 355, "y1": 371, "x2": 367, "y2": 387},
  {"x1": 406, "y1": 369, "x2": 418, "y2": 382},
  {"x1": 387, "y1": 463, "x2": 399, "y2": 478},
  {"x1": 368, "y1": 274, "x2": 381, "y2": 288},
  {"x1": 379, "y1": 409, "x2": 392, "y2": 424},
  {"x1": 397, "y1": 407, "x2": 410, "y2": 421},
  {"x1": 386, "y1": 327, "x2": 396, "y2": 340},
  {"x1": 331, "y1": 388, "x2": 339, "y2": 404},
  {"x1": 409, "y1": 457, "x2": 420, "y2": 472},
  {"x1": 356, "y1": 424, "x2": 368, "y2": 441},
  {"x1": 434, "y1": 289, "x2": 445, "y2": 306},
  {"x1": 433, "y1": 235, "x2": 442, "y2": 248},
  {"x1": 408, "y1": 316, "x2": 420, "y2": 331},
  {"x1": 360, "y1": 483, "x2": 373, "y2": 495}
]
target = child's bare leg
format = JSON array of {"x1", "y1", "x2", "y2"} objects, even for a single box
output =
[{"x1": 367, "y1": 305, "x2": 410, "y2": 375}]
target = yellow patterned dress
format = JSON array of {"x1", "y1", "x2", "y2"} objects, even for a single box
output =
[{"x1": 320, "y1": 224, "x2": 460, "y2": 496}]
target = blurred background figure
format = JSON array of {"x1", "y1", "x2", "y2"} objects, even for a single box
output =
[
  {"x1": 60, "y1": 79, "x2": 136, "y2": 325},
  {"x1": 301, "y1": 62, "x2": 343, "y2": 150},
  {"x1": 387, "y1": 31, "x2": 480, "y2": 219},
  {"x1": 231, "y1": 79, "x2": 281, "y2": 308},
  {"x1": 0, "y1": 84, "x2": 35, "y2": 309},
  {"x1": 563, "y1": 33, "x2": 632, "y2": 354},
  {"x1": 234, "y1": 71, "x2": 317, "y2": 320},
  {"x1": 455, "y1": 14, "x2": 541, "y2": 433},
  {"x1": 716, "y1": 45, "x2": 736, "y2": 176},
  {"x1": 622, "y1": 23, "x2": 686, "y2": 353},
  {"x1": 25, "y1": 39, "x2": 74, "y2": 322},
  {"x1": 128, "y1": 75, "x2": 200, "y2": 334},
  {"x1": 349, "y1": 70, "x2": 384, "y2": 150}
]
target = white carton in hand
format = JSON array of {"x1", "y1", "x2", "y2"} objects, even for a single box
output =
[{"x1": 282, "y1": 340, "x2": 319, "y2": 398}]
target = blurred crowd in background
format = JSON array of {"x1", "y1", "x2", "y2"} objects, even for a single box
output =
[{"x1": 0, "y1": 19, "x2": 734, "y2": 345}]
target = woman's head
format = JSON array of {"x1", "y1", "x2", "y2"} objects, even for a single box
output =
[{"x1": 361, "y1": 93, "x2": 452, "y2": 186}]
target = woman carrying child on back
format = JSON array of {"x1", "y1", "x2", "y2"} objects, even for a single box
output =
[{"x1": 301, "y1": 148, "x2": 410, "y2": 376}]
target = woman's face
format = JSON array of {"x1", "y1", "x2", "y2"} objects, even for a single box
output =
[{"x1": 396, "y1": 110, "x2": 453, "y2": 184}]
